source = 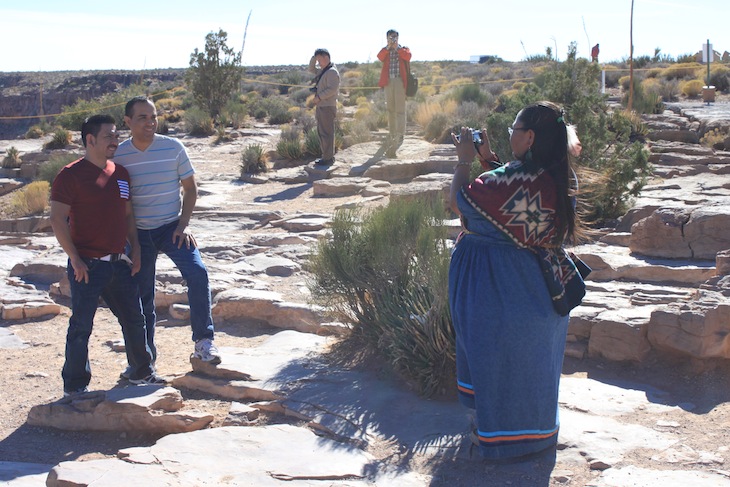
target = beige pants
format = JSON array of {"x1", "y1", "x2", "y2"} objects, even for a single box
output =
[
  {"x1": 315, "y1": 105, "x2": 337, "y2": 160},
  {"x1": 384, "y1": 76, "x2": 406, "y2": 145}
]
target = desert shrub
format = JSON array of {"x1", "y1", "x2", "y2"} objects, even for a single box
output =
[
  {"x1": 184, "y1": 107, "x2": 215, "y2": 136},
  {"x1": 25, "y1": 123, "x2": 48, "y2": 139},
  {"x1": 37, "y1": 152, "x2": 78, "y2": 184},
  {"x1": 276, "y1": 125, "x2": 303, "y2": 160},
  {"x1": 221, "y1": 99, "x2": 248, "y2": 129},
  {"x1": 348, "y1": 63, "x2": 379, "y2": 100},
  {"x1": 676, "y1": 53, "x2": 697, "y2": 64},
  {"x1": 700, "y1": 128, "x2": 728, "y2": 149},
  {"x1": 240, "y1": 143, "x2": 267, "y2": 175},
  {"x1": 9, "y1": 181, "x2": 50, "y2": 216},
  {"x1": 632, "y1": 55, "x2": 652, "y2": 69},
  {"x1": 276, "y1": 72, "x2": 305, "y2": 95},
  {"x1": 303, "y1": 128, "x2": 320, "y2": 157},
  {"x1": 709, "y1": 65, "x2": 730, "y2": 92},
  {"x1": 297, "y1": 112, "x2": 317, "y2": 134},
  {"x1": 289, "y1": 87, "x2": 312, "y2": 105},
  {"x1": 602, "y1": 65, "x2": 622, "y2": 88},
  {"x1": 619, "y1": 75, "x2": 633, "y2": 91},
  {"x1": 307, "y1": 197, "x2": 454, "y2": 397},
  {"x1": 661, "y1": 63, "x2": 702, "y2": 80},
  {"x1": 624, "y1": 77, "x2": 663, "y2": 114},
  {"x1": 452, "y1": 84, "x2": 489, "y2": 106},
  {"x1": 155, "y1": 97, "x2": 183, "y2": 110},
  {"x1": 43, "y1": 129, "x2": 72, "y2": 150},
  {"x1": 2, "y1": 146, "x2": 21, "y2": 169},
  {"x1": 340, "y1": 120, "x2": 372, "y2": 147},
  {"x1": 680, "y1": 79, "x2": 704, "y2": 98},
  {"x1": 645, "y1": 68, "x2": 662, "y2": 79},
  {"x1": 414, "y1": 99, "x2": 457, "y2": 140},
  {"x1": 452, "y1": 100, "x2": 492, "y2": 130},
  {"x1": 264, "y1": 97, "x2": 294, "y2": 125}
]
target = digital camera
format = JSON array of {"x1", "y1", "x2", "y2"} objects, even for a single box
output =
[{"x1": 455, "y1": 129, "x2": 483, "y2": 146}]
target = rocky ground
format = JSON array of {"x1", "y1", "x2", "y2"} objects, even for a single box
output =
[{"x1": 2, "y1": 108, "x2": 730, "y2": 485}]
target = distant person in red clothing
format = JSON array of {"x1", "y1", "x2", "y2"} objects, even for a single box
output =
[
  {"x1": 50, "y1": 114, "x2": 164, "y2": 397},
  {"x1": 591, "y1": 44, "x2": 600, "y2": 63},
  {"x1": 377, "y1": 29, "x2": 412, "y2": 158}
]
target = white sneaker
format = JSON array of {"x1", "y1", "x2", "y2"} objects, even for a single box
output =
[{"x1": 194, "y1": 338, "x2": 221, "y2": 364}]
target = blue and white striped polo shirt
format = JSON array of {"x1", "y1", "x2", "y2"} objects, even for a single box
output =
[{"x1": 114, "y1": 134, "x2": 195, "y2": 230}]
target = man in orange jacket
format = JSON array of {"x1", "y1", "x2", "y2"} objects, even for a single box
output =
[{"x1": 378, "y1": 29, "x2": 412, "y2": 158}]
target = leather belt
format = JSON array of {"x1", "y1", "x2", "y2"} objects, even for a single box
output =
[{"x1": 95, "y1": 254, "x2": 132, "y2": 264}]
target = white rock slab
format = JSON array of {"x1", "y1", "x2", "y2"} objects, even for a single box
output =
[
  {"x1": 0, "y1": 461, "x2": 51, "y2": 487},
  {"x1": 597, "y1": 465, "x2": 730, "y2": 486},
  {"x1": 47, "y1": 425, "x2": 430, "y2": 486}
]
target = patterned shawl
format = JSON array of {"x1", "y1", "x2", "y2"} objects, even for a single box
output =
[{"x1": 460, "y1": 160, "x2": 588, "y2": 316}]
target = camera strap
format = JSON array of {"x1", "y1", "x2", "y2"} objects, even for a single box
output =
[{"x1": 311, "y1": 63, "x2": 333, "y2": 87}]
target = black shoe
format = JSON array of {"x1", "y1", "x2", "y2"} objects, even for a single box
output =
[
  {"x1": 314, "y1": 158, "x2": 334, "y2": 166},
  {"x1": 63, "y1": 387, "x2": 89, "y2": 398},
  {"x1": 129, "y1": 373, "x2": 168, "y2": 385}
]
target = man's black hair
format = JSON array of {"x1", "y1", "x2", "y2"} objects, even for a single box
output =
[
  {"x1": 81, "y1": 114, "x2": 115, "y2": 147},
  {"x1": 386, "y1": 29, "x2": 399, "y2": 37},
  {"x1": 314, "y1": 48, "x2": 330, "y2": 58},
  {"x1": 124, "y1": 95, "x2": 152, "y2": 117}
]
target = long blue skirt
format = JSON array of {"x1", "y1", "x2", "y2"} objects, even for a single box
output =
[{"x1": 448, "y1": 195, "x2": 569, "y2": 460}]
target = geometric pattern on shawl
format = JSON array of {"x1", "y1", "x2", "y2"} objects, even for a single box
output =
[{"x1": 461, "y1": 160, "x2": 558, "y2": 248}]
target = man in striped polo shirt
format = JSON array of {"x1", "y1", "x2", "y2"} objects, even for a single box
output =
[{"x1": 114, "y1": 96, "x2": 221, "y2": 374}]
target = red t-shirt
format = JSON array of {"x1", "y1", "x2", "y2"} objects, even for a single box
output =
[{"x1": 51, "y1": 158, "x2": 131, "y2": 258}]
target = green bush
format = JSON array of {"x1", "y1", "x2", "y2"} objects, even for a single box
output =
[
  {"x1": 303, "y1": 127, "x2": 320, "y2": 157},
  {"x1": 265, "y1": 97, "x2": 294, "y2": 125},
  {"x1": 709, "y1": 65, "x2": 730, "y2": 92},
  {"x1": 38, "y1": 152, "x2": 78, "y2": 184},
  {"x1": 623, "y1": 77, "x2": 664, "y2": 114},
  {"x1": 184, "y1": 107, "x2": 215, "y2": 136},
  {"x1": 452, "y1": 84, "x2": 490, "y2": 106},
  {"x1": 240, "y1": 143, "x2": 267, "y2": 175},
  {"x1": 276, "y1": 125, "x2": 303, "y2": 160},
  {"x1": 2, "y1": 146, "x2": 21, "y2": 169},
  {"x1": 43, "y1": 129, "x2": 72, "y2": 150},
  {"x1": 307, "y1": 197, "x2": 454, "y2": 397}
]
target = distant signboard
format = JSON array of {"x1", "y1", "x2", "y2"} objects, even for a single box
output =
[{"x1": 702, "y1": 43, "x2": 714, "y2": 63}]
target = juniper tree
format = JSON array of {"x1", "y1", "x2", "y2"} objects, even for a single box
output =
[{"x1": 187, "y1": 30, "x2": 243, "y2": 118}]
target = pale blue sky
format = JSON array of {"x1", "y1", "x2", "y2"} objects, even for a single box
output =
[{"x1": 1, "y1": 0, "x2": 727, "y2": 72}]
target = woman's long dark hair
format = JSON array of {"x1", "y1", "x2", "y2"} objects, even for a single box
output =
[{"x1": 516, "y1": 101, "x2": 577, "y2": 244}]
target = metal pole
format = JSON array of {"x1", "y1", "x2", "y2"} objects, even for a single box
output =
[{"x1": 707, "y1": 39, "x2": 711, "y2": 86}]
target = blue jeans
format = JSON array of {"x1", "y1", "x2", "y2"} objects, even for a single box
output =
[
  {"x1": 136, "y1": 220, "x2": 214, "y2": 361},
  {"x1": 63, "y1": 258, "x2": 154, "y2": 392}
]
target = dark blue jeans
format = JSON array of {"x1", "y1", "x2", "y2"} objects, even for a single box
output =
[
  {"x1": 63, "y1": 258, "x2": 154, "y2": 392},
  {"x1": 136, "y1": 220, "x2": 214, "y2": 361}
]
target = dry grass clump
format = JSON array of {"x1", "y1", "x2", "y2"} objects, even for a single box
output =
[
  {"x1": 10, "y1": 181, "x2": 50, "y2": 216},
  {"x1": 680, "y1": 79, "x2": 704, "y2": 98}
]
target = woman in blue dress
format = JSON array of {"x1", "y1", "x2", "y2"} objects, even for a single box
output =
[{"x1": 448, "y1": 101, "x2": 586, "y2": 461}]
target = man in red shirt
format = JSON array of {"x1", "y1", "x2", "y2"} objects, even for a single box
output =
[
  {"x1": 377, "y1": 29, "x2": 412, "y2": 158},
  {"x1": 50, "y1": 114, "x2": 163, "y2": 397}
]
